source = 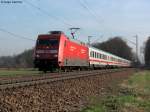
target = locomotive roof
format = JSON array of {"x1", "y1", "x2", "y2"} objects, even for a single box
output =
[
  {"x1": 68, "y1": 37, "x2": 87, "y2": 46},
  {"x1": 38, "y1": 31, "x2": 87, "y2": 46}
]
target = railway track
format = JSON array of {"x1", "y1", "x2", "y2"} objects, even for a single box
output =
[{"x1": 0, "y1": 68, "x2": 134, "y2": 90}]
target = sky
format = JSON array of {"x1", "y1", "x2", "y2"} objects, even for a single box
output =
[{"x1": 0, "y1": 0, "x2": 150, "y2": 61}]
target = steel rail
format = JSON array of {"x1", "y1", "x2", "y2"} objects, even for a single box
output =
[
  {"x1": 0, "y1": 69, "x2": 115, "y2": 85},
  {"x1": 0, "y1": 68, "x2": 132, "y2": 90}
]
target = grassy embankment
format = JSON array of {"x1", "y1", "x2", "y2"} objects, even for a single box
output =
[
  {"x1": 0, "y1": 68, "x2": 39, "y2": 76},
  {"x1": 81, "y1": 71, "x2": 150, "y2": 112}
]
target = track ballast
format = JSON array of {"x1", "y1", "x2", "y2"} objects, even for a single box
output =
[{"x1": 0, "y1": 68, "x2": 133, "y2": 90}]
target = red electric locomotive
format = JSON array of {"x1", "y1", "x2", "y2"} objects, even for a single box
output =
[{"x1": 34, "y1": 31, "x2": 89, "y2": 72}]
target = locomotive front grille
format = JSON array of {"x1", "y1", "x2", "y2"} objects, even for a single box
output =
[{"x1": 34, "y1": 59, "x2": 58, "y2": 68}]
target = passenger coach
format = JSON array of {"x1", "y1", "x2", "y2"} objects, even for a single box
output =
[{"x1": 89, "y1": 47, "x2": 131, "y2": 68}]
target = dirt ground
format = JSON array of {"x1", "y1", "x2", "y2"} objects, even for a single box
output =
[{"x1": 0, "y1": 69, "x2": 135, "y2": 112}]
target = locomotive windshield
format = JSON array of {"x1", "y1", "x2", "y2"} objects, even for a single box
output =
[{"x1": 37, "y1": 39, "x2": 59, "y2": 46}]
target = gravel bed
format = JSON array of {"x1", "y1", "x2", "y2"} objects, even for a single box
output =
[{"x1": 0, "y1": 70, "x2": 134, "y2": 112}]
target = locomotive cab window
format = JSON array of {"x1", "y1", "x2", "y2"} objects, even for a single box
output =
[{"x1": 37, "y1": 39, "x2": 59, "y2": 46}]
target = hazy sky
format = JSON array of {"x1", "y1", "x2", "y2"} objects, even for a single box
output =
[{"x1": 0, "y1": 0, "x2": 150, "y2": 58}]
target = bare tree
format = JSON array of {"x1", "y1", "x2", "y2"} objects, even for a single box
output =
[
  {"x1": 92, "y1": 37, "x2": 133, "y2": 60},
  {"x1": 144, "y1": 37, "x2": 150, "y2": 66}
]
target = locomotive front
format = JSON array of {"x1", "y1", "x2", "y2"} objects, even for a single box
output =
[{"x1": 34, "y1": 31, "x2": 61, "y2": 72}]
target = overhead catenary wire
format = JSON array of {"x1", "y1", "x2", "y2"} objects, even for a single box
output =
[
  {"x1": 123, "y1": 37, "x2": 136, "y2": 45},
  {"x1": 78, "y1": 0, "x2": 103, "y2": 25},
  {"x1": 82, "y1": 0, "x2": 103, "y2": 21},
  {"x1": 0, "y1": 28, "x2": 35, "y2": 41},
  {"x1": 24, "y1": 0, "x2": 73, "y2": 27},
  {"x1": 92, "y1": 35, "x2": 103, "y2": 43},
  {"x1": 78, "y1": 0, "x2": 106, "y2": 42}
]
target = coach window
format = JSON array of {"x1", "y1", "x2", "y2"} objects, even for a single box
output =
[
  {"x1": 105, "y1": 55, "x2": 107, "y2": 60},
  {"x1": 90, "y1": 51, "x2": 92, "y2": 57},
  {"x1": 96, "y1": 52, "x2": 97, "y2": 58},
  {"x1": 92, "y1": 51, "x2": 94, "y2": 57},
  {"x1": 100, "y1": 54, "x2": 102, "y2": 59},
  {"x1": 104, "y1": 55, "x2": 106, "y2": 60},
  {"x1": 96, "y1": 53, "x2": 98, "y2": 58},
  {"x1": 93, "y1": 51, "x2": 95, "y2": 58},
  {"x1": 97, "y1": 53, "x2": 98, "y2": 58},
  {"x1": 102, "y1": 54, "x2": 104, "y2": 59}
]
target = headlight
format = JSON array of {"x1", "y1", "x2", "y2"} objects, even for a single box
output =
[
  {"x1": 54, "y1": 54, "x2": 58, "y2": 57},
  {"x1": 36, "y1": 54, "x2": 40, "y2": 58}
]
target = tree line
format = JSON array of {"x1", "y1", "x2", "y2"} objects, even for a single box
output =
[
  {"x1": 92, "y1": 37, "x2": 133, "y2": 60},
  {"x1": 0, "y1": 49, "x2": 34, "y2": 68}
]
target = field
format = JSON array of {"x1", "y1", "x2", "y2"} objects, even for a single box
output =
[
  {"x1": 0, "y1": 68, "x2": 134, "y2": 111},
  {"x1": 81, "y1": 70, "x2": 150, "y2": 112},
  {"x1": 0, "y1": 68, "x2": 39, "y2": 76}
]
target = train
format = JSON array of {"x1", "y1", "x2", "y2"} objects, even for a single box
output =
[{"x1": 33, "y1": 31, "x2": 131, "y2": 72}]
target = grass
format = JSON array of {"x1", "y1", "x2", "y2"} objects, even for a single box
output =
[
  {"x1": 81, "y1": 105, "x2": 105, "y2": 112},
  {"x1": 81, "y1": 70, "x2": 150, "y2": 112},
  {"x1": 0, "y1": 68, "x2": 40, "y2": 76}
]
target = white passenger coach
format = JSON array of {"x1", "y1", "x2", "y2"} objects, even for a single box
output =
[{"x1": 89, "y1": 46, "x2": 131, "y2": 68}]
